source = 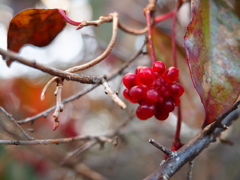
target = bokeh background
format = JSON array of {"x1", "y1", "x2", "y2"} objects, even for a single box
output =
[{"x1": 0, "y1": 0, "x2": 240, "y2": 179}]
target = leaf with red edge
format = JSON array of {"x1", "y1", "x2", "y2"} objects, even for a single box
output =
[
  {"x1": 7, "y1": 9, "x2": 66, "y2": 65},
  {"x1": 151, "y1": 27, "x2": 205, "y2": 128},
  {"x1": 183, "y1": 0, "x2": 240, "y2": 126}
]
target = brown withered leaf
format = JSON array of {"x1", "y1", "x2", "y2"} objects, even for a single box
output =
[{"x1": 7, "y1": 9, "x2": 66, "y2": 66}]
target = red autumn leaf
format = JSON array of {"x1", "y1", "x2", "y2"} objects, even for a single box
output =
[
  {"x1": 183, "y1": 0, "x2": 240, "y2": 126},
  {"x1": 7, "y1": 8, "x2": 66, "y2": 53}
]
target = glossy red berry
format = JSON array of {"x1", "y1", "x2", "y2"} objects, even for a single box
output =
[
  {"x1": 163, "y1": 67, "x2": 179, "y2": 83},
  {"x1": 153, "y1": 61, "x2": 166, "y2": 75},
  {"x1": 155, "y1": 109, "x2": 169, "y2": 121},
  {"x1": 123, "y1": 89, "x2": 137, "y2": 103},
  {"x1": 145, "y1": 89, "x2": 159, "y2": 104},
  {"x1": 122, "y1": 61, "x2": 184, "y2": 121},
  {"x1": 129, "y1": 85, "x2": 146, "y2": 101},
  {"x1": 137, "y1": 67, "x2": 155, "y2": 86},
  {"x1": 122, "y1": 73, "x2": 137, "y2": 89},
  {"x1": 169, "y1": 83, "x2": 184, "y2": 97},
  {"x1": 162, "y1": 98, "x2": 175, "y2": 112},
  {"x1": 136, "y1": 103, "x2": 156, "y2": 120}
]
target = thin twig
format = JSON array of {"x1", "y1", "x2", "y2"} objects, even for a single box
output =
[
  {"x1": 15, "y1": 38, "x2": 147, "y2": 124},
  {"x1": 0, "y1": 112, "x2": 134, "y2": 146},
  {"x1": 149, "y1": 139, "x2": 174, "y2": 157},
  {"x1": 76, "y1": 14, "x2": 113, "y2": 29},
  {"x1": 187, "y1": 160, "x2": 194, "y2": 180},
  {"x1": 118, "y1": 22, "x2": 148, "y2": 34},
  {"x1": 41, "y1": 12, "x2": 119, "y2": 99},
  {"x1": 102, "y1": 77, "x2": 126, "y2": 109},
  {"x1": 60, "y1": 141, "x2": 98, "y2": 166},
  {"x1": 0, "y1": 107, "x2": 35, "y2": 140},
  {"x1": 0, "y1": 135, "x2": 108, "y2": 145},
  {"x1": 52, "y1": 81, "x2": 64, "y2": 130}
]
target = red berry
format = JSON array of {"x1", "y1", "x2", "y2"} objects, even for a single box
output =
[
  {"x1": 137, "y1": 67, "x2": 155, "y2": 86},
  {"x1": 158, "y1": 96, "x2": 164, "y2": 103},
  {"x1": 135, "y1": 66, "x2": 143, "y2": 74},
  {"x1": 129, "y1": 85, "x2": 146, "y2": 101},
  {"x1": 155, "y1": 109, "x2": 169, "y2": 121},
  {"x1": 162, "y1": 98, "x2": 175, "y2": 112},
  {"x1": 123, "y1": 89, "x2": 137, "y2": 103},
  {"x1": 145, "y1": 89, "x2": 159, "y2": 104},
  {"x1": 153, "y1": 61, "x2": 166, "y2": 75},
  {"x1": 169, "y1": 83, "x2": 184, "y2": 97},
  {"x1": 122, "y1": 73, "x2": 137, "y2": 89},
  {"x1": 153, "y1": 78, "x2": 162, "y2": 88},
  {"x1": 163, "y1": 67, "x2": 179, "y2": 83},
  {"x1": 136, "y1": 103, "x2": 156, "y2": 120}
]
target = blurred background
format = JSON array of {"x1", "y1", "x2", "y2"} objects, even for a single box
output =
[{"x1": 0, "y1": 0, "x2": 240, "y2": 179}]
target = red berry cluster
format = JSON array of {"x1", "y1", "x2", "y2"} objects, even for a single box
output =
[{"x1": 122, "y1": 61, "x2": 184, "y2": 121}]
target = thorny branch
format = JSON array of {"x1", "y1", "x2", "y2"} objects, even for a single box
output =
[{"x1": 144, "y1": 101, "x2": 240, "y2": 180}]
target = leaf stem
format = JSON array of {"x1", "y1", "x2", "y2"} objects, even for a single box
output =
[{"x1": 58, "y1": 9, "x2": 81, "y2": 26}]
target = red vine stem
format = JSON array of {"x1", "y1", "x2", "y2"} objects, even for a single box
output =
[
  {"x1": 172, "y1": 0, "x2": 184, "y2": 149},
  {"x1": 146, "y1": 11, "x2": 156, "y2": 65},
  {"x1": 172, "y1": 9, "x2": 178, "y2": 68},
  {"x1": 154, "y1": 11, "x2": 174, "y2": 23}
]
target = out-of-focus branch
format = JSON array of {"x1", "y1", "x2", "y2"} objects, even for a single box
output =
[
  {"x1": 0, "y1": 107, "x2": 35, "y2": 140},
  {"x1": 0, "y1": 112, "x2": 134, "y2": 146},
  {"x1": 144, "y1": 103, "x2": 240, "y2": 180},
  {"x1": 13, "y1": 38, "x2": 147, "y2": 124}
]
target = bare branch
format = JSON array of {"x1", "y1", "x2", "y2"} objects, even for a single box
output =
[
  {"x1": 0, "y1": 107, "x2": 35, "y2": 140},
  {"x1": 187, "y1": 160, "x2": 194, "y2": 180},
  {"x1": 149, "y1": 139, "x2": 174, "y2": 157},
  {"x1": 144, "y1": 104, "x2": 240, "y2": 180},
  {"x1": 41, "y1": 12, "x2": 119, "y2": 99},
  {"x1": 14, "y1": 38, "x2": 147, "y2": 124},
  {"x1": 0, "y1": 48, "x2": 102, "y2": 84},
  {"x1": 118, "y1": 22, "x2": 148, "y2": 34},
  {"x1": 102, "y1": 77, "x2": 126, "y2": 109}
]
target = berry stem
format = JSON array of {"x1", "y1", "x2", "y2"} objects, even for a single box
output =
[
  {"x1": 174, "y1": 105, "x2": 182, "y2": 145},
  {"x1": 171, "y1": 7, "x2": 178, "y2": 68},
  {"x1": 145, "y1": 10, "x2": 157, "y2": 65},
  {"x1": 172, "y1": 0, "x2": 184, "y2": 150}
]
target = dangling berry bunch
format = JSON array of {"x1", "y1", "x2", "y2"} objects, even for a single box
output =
[{"x1": 122, "y1": 61, "x2": 184, "y2": 121}]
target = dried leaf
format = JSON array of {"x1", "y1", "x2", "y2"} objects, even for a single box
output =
[
  {"x1": 7, "y1": 9, "x2": 66, "y2": 65},
  {"x1": 183, "y1": 0, "x2": 240, "y2": 126}
]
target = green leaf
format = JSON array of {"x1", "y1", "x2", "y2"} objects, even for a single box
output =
[{"x1": 183, "y1": 0, "x2": 240, "y2": 126}]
